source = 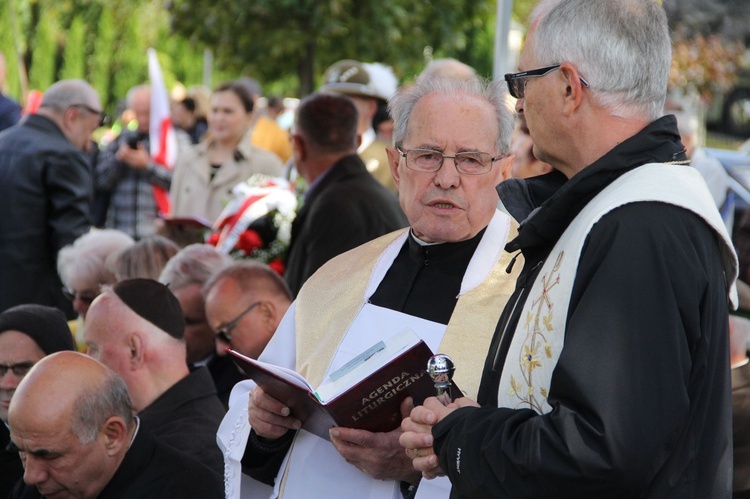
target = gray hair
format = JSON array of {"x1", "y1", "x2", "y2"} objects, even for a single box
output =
[
  {"x1": 159, "y1": 244, "x2": 232, "y2": 290},
  {"x1": 58, "y1": 229, "x2": 135, "y2": 291},
  {"x1": 417, "y1": 58, "x2": 479, "y2": 85},
  {"x1": 529, "y1": 0, "x2": 670, "y2": 121},
  {"x1": 71, "y1": 368, "x2": 134, "y2": 444},
  {"x1": 40, "y1": 79, "x2": 100, "y2": 113},
  {"x1": 203, "y1": 261, "x2": 292, "y2": 302},
  {"x1": 389, "y1": 77, "x2": 515, "y2": 156},
  {"x1": 112, "y1": 235, "x2": 180, "y2": 281}
]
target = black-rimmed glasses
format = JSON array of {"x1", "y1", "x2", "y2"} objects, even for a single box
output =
[
  {"x1": 215, "y1": 301, "x2": 261, "y2": 344},
  {"x1": 504, "y1": 64, "x2": 590, "y2": 99},
  {"x1": 397, "y1": 148, "x2": 501, "y2": 175},
  {"x1": 0, "y1": 362, "x2": 35, "y2": 378},
  {"x1": 62, "y1": 287, "x2": 100, "y2": 304},
  {"x1": 71, "y1": 104, "x2": 109, "y2": 127}
]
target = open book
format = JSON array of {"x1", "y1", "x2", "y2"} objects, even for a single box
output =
[{"x1": 228, "y1": 329, "x2": 452, "y2": 441}]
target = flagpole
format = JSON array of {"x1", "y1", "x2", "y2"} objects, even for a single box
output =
[{"x1": 493, "y1": 0, "x2": 514, "y2": 81}]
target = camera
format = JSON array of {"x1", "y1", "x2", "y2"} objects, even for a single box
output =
[{"x1": 126, "y1": 135, "x2": 141, "y2": 149}]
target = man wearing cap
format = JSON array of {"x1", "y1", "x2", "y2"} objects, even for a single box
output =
[
  {"x1": 0, "y1": 79, "x2": 101, "y2": 318},
  {"x1": 83, "y1": 278, "x2": 225, "y2": 475},
  {"x1": 320, "y1": 59, "x2": 398, "y2": 193},
  {"x1": 0, "y1": 304, "x2": 76, "y2": 498}
]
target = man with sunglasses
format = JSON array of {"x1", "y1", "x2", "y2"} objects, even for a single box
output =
[
  {"x1": 401, "y1": 0, "x2": 738, "y2": 497},
  {"x1": 0, "y1": 79, "x2": 101, "y2": 319},
  {"x1": 203, "y1": 261, "x2": 292, "y2": 363},
  {"x1": 0, "y1": 304, "x2": 75, "y2": 497},
  {"x1": 218, "y1": 76, "x2": 520, "y2": 498}
]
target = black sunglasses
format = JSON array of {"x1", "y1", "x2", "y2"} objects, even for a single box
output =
[
  {"x1": 215, "y1": 301, "x2": 261, "y2": 344},
  {"x1": 504, "y1": 64, "x2": 590, "y2": 99}
]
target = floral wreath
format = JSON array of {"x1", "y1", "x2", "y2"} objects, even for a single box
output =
[{"x1": 207, "y1": 174, "x2": 298, "y2": 275}]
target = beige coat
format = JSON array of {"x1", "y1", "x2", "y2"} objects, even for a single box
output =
[{"x1": 170, "y1": 136, "x2": 284, "y2": 221}]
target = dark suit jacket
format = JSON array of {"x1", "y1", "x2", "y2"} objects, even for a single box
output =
[
  {"x1": 285, "y1": 154, "x2": 407, "y2": 296},
  {"x1": 0, "y1": 114, "x2": 92, "y2": 318}
]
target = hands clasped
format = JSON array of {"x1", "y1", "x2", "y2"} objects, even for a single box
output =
[{"x1": 399, "y1": 396, "x2": 479, "y2": 479}]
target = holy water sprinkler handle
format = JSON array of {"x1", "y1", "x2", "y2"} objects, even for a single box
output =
[{"x1": 426, "y1": 354, "x2": 455, "y2": 406}]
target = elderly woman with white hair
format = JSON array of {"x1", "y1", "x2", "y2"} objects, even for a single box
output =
[{"x1": 57, "y1": 228, "x2": 134, "y2": 344}]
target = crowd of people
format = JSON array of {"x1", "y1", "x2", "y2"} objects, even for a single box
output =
[{"x1": 0, "y1": 0, "x2": 749, "y2": 497}]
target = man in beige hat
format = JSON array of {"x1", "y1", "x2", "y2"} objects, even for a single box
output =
[{"x1": 320, "y1": 59, "x2": 398, "y2": 192}]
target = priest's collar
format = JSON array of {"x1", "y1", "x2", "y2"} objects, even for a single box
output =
[{"x1": 407, "y1": 227, "x2": 487, "y2": 259}]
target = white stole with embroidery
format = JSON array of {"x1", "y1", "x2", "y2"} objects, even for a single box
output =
[{"x1": 497, "y1": 164, "x2": 738, "y2": 413}]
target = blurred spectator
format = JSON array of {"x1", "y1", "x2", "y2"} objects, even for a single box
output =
[
  {"x1": 673, "y1": 111, "x2": 731, "y2": 212},
  {"x1": 0, "y1": 304, "x2": 75, "y2": 498},
  {"x1": 285, "y1": 92, "x2": 407, "y2": 296},
  {"x1": 265, "y1": 95, "x2": 285, "y2": 122},
  {"x1": 0, "y1": 51, "x2": 21, "y2": 132},
  {"x1": 173, "y1": 96, "x2": 208, "y2": 145},
  {"x1": 159, "y1": 244, "x2": 241, "y2": 407},
  {"x1": 112, "y1": 234, "x2": 180, "y2": 281},
  {"x1": 509, "y1": 125, "x2": 553, "y2": 179},
  {"x1": 95, "y1": 85, "x2": 175, "y2": 240},
  {"x1": 84, "y1": 279, "x2": 225, "y2": 474},
  {"x1": 204, "y1": 262, "x2": 291, "y2": 360},
  {"x1": 237, "y1": 77, "x2": 293, "y2": 163},
  {"x1": 57, "y1": 229, "x2": 135, "y2": 321},
  {"x1": 8, "y1": 351, "x2": 223, "y2": 498},
  {"x1": 0, "y1": 79, "x2": 101, "y2": 319},
  {"x1": 170, "y1": 82, "x2": 283, "y2": 222},
  {"x1": 320, "y1": 60, "x2": 399, "y2": 193},
  {"x1": 372, "y1": 102, "x2": 394, "y2": 143}
]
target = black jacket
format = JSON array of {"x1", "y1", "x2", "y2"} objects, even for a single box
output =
[
  {"x1": 11, "y1": 427, "x2": 222, "y2": 499},
  {"x1": 434, "y1": 116, "x2": 734, "y2": 498},
  {"x1": 138, "y1": 367, "x2": 226, "y2": 475},
  {"x1": 285, "y1": 154, "x2": 407, "y2": 297},
  {"x1": 0, "y1": 114, "x2": 92, "y2": 319}
]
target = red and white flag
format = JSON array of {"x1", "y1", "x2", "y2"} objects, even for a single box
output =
[{"x1": 148, "y1": 48, "x2": 176, "y2": 215}]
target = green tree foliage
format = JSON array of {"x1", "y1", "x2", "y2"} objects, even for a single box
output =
[
  {"x1": 0, "y1": 5, "x2": 21, "y2": 98},
  {"x1": 90, "y1": 5, "x2": 114, "y2": 110},
  {"x1": 169, "y1": 0, "x2": 500, "y2": 96},
  {"x1": 60, "y1": 15, "x2": 85, "y2": 80},
  {"x1": 111, "y1": 7, "x2": 148, "y2": 104},
  {"x1": 28, "y1": 9, "x2": 57, "y2": 91}
]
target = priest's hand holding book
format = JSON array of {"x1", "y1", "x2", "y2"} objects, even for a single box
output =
[
  {"x1": 329, "y1": 397, "x2": 422, "y2": 484},
  {"x1": 248, "y1": 386, "x2": 302, "y2": 440},
  {"x1": 400, "y1": 396, "x2": 480, "y2": 479}
]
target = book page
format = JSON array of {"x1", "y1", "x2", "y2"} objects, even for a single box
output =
[
  {"x1": 229, "y1": 349, "x2": 314, "y2": 392},
  {"x1": 326, "y1": 303, "x2": 447, "y2": 377},
  {"x1": 314, "y1": 329, "x2": 422, "y2": 403}
]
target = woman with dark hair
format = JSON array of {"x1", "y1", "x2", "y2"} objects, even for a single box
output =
[{"x1": 170, "y1": 82, "x2": 283, "y2": 221}]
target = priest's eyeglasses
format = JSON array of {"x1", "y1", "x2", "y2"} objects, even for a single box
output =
[
  {"x1": 397, "y1": 148, "x2": 501, "y2": 175},
  {"x1": 0, "y1": 362, "x2": 34, "y2": 378},
  {"x1": 504, "y1": 64, "x2": 590, "y2": 99},
  {"x1": 215, "y1": 301, "x2": 261, "y2": 343}
]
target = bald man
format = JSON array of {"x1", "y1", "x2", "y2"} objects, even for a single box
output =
[
  {"x1": 8, "y1": 351, "x2": 222, "y2": 498},
  {"x1": 0, "y1": 79, "x2": 100, "y2": 318},
  {"x1": 84, "y1": 278, "x2": 225, "y2": 474}
]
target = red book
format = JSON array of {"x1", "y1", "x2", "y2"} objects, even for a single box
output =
[{"x1": 228, "y1": 330, "x2": 458, "y2": 441}]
